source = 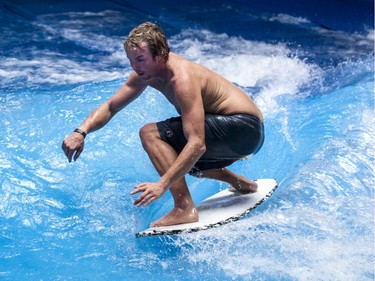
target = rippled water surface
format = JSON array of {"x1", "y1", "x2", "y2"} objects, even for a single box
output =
[{"x1": 0, "y1": 0, "x2": 374, "y2": 280}]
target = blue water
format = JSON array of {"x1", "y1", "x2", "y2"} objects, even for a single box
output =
[{"x1": 0, "y1": 0, "x2": 374, "y2": 280}]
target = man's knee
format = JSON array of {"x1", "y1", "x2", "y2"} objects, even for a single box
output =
[{"x1": 139, "y1": 123, "x2": 159, "y2": 145}]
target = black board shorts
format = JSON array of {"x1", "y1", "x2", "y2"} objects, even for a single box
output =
[{"x1": 156, "y1": 113, "x2": 264, "y2": 175}]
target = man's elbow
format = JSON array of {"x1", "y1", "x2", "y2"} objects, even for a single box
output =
[
  {"x1": 197, "y1": 141, "x2": 206, "y2": 156},
  {"x1": 188, "y1": 137, "x2": 206, "y2": 157},
  {"x1": 107, "y1": 101, "x2": 120, "y2": 115}
]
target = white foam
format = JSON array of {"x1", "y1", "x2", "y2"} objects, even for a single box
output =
[
  {"x1": 366, "y1": 29, "x2": 374, "y2": 41},
  {"x1": 175, "y1": 197, "x2": 374, "y2": 280},
  {"x1": 203, "y1": 54, "x2": 313, "y2": 93},
  {"x1": 2, "y1": 24, "x2": 321, "y2": 106},
  {"x1": 269, "y1": 13, "x2": 311, "y2": 25},
  {"x1": 0, "y1": 55, "x2": 126, "y2": 86},
  {"x1": 0, "y1": 10, "x2": 129, "y2": 88}
]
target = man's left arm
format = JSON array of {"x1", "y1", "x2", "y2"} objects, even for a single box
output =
[
  {"x1": 131, "y1": 76, "x2": 206, "y2": 206},
  {"x1": 158, "y1": 82, "x2": 207, "y2": 187}
]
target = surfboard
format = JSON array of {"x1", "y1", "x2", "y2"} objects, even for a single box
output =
[{"x1": 136, "y1": 178, "x2": 278, "y2": 237}]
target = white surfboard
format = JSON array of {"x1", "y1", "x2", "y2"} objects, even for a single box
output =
[{"x1": 136, "y1": 178, "x2": 278, "y2": 237}]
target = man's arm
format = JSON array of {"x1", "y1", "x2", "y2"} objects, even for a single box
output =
[
  {"x1": 131, "y1": 73, "x2": 206, "y2": 206},
  {"x1": 62, "y1": 72, "x2": 147, "y2": 162},
  {"x1": 157, "y1": 79, "x2": 206, "y2": 189}
]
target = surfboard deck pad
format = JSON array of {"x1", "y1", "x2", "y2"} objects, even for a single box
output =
[{"x1": 136, "y1": 178, "x2": 278, "y2": 237}]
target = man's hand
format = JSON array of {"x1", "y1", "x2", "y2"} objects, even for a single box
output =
[
  {"x1": 131, "y1": 182, "x2": 167, "y2": 207},
  {"x1": 61, "y1": 132, "x2": 85, "y2": 162}
]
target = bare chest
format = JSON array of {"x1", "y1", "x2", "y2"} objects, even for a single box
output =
[{"x1": 150, "y1": 82, "x2": 181, "y2": 113}]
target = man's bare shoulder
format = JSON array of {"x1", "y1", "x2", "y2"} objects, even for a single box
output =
[
  {"x1": 168, "y1": 53, "x2": 212, "y2": 85},
  {"x1": 167, "y1": 54, "x2": 194, "y2": 84}
]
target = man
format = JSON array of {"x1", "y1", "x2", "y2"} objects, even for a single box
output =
[{"x1": 62, "y1": 22, "x2": 264, "y2": 227}]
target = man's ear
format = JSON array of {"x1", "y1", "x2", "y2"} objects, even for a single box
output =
[{"x1": 155, "y1": 54, "x2": 167, "y2": 63}]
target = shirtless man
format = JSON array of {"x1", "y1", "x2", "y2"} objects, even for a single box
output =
[{"x1": 62, "y1": 22, "x2": 264, "y2": 227}]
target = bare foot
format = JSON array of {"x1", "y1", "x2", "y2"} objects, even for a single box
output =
[
  {"x1": 199, "y1": 168, "x2": 258, "y2": 194},
  {"x1": 151, "y1": 207, "x2": 199, "y2": 227},
  {"x1": 229, "y1": 177, "x2": 258, "y2": 194}
]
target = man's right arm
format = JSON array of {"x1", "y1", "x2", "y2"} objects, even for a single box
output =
[{"x1": 62, "y1": 72, "x2": 146, "y2": 162}]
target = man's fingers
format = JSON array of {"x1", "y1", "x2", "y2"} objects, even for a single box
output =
[
  {"x1": 62, "y1": 142, "x2": 69, "y2": 157},
  {"x1": 135, "y1": 194, "x2": 153, "y2": 207},
  {"x1": 131, "y1": 183, "x2": 159, "y2": 207},
  {"x1": 61, "y1": 140, "x2": 72, "y2": 162},
  {"x1": 130, "y1": 183, "x2": 147, "y2": 195},
  {"x1": 61, "y1": 135, "x2": 84, "y2": 163},
  {"x1": 132, "y1": 188, "x2": 153, "y2": 207},
  {"x1": 144, "y1": 197, "x2": 154, "y2": 206},
  {"x1": 67, "y1": 149, "x2": 75, "y2": 163},
  {"x1": 73, "y1": 148, "x2": 83, "y2": 161},
  {"x1": 134, "y1": 194, "x2": 145, "y2": 206},
  {"x1": 130, "y1": 186, "x2": 142, "y2": 195}
]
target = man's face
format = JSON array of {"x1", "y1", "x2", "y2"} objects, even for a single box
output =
[{"x1": 126, "y1": 41, "x2": 159, "y2": 80}]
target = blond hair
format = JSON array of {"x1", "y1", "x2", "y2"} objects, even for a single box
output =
[{"x1": 124, "y1": 22, "x2": 170, "y2": 62}]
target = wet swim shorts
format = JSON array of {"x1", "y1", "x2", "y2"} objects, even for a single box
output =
[{"x1": 156, "y1": 113, "x2": 264, "y2": 175}]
